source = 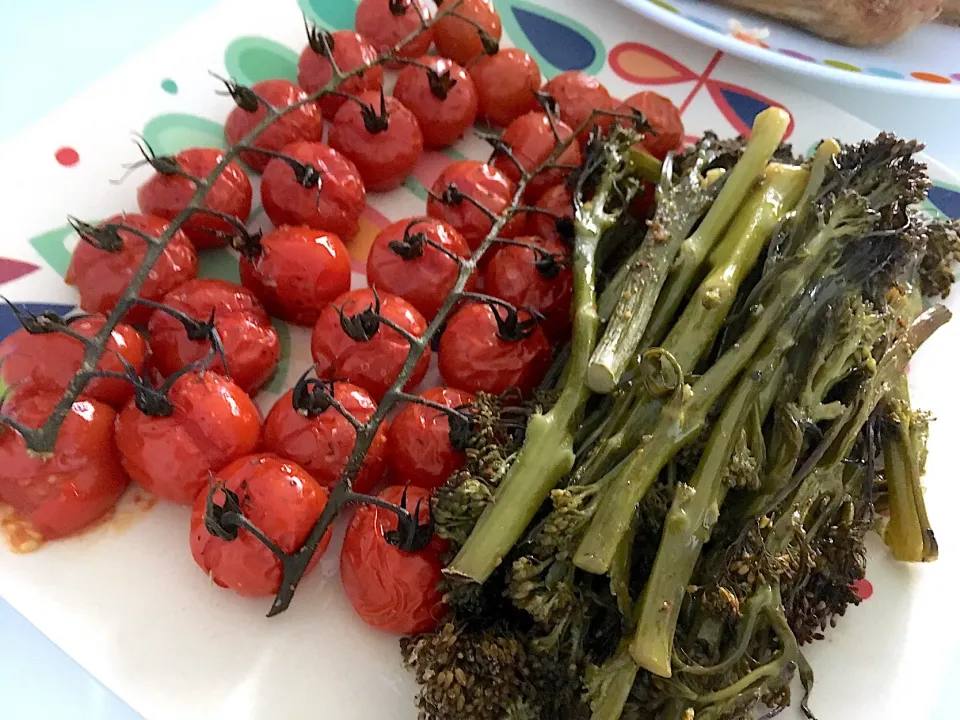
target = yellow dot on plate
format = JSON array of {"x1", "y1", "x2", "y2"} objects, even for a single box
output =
[
  {"x1": 910, "y1": 71, "x2": 951, "y2": 84},
  {"x1": 348, "y1": 216, "x2": 381, "y2": 263},
  {"x1": 823, "y1": 59, "x2": 861, "y2": 72},
  {"x1": 648, "y1": 0, "x2": 679, "y2": 12}
]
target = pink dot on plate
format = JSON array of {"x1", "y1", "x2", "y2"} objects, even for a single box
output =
[
  {"x1": 950, "y1": 73, "x2": 960, "y2": 82},
  {"x1": 851, "y1": 578, "x2": 873, "y2": 600},
  {"x1": 55, "y1": 147, "x2": 79, "y2": 167}
]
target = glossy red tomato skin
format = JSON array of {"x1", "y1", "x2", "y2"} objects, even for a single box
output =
[
  {"x1": 147, "y1": 279, "x2": 280, "y2": 395},
  {"x1": 65, "y1": 213, "x2": 198, "y2": 326},
  {"x1": 491, "y1": 111, "x2": 582, "y2": 201},
  {"x1": 616, "y1": 91, "x2": 684, "y2": 161},
  {"x1": 526, "y1": 184, "x2": 574, "y2": 247},
  {"x1": 386, "y1": 387, "x2": 474, "y2": 490},
  {"x1": 543, "y1": 71, "x2": 615, "y2": 146},
  {"x1": 392, "y1": 56, "x2": 478, "y2": 149},
  {"x1": 238, "y1": 226, "x2": 351, "y2": 326},
  {"x1": 136, "y1": 148, "x2": 253, "y2": 249},
  {"x1": 260, "y1": 141, "x2": 366, "y2": 239},
  {"x1": 190, "y1": 453, "x2": 331, "y2": 598},
  {"x1": 438, "y1": 303, "x2": 551, "y2": 395},
  {"x1": 340, "y1": 485, "x2": 448, "y2": 634},
  {"x1": 261, "y1": 383, "x2": 387, "y2": 494},
  {"x1": 310, "y1": 289, "x2": 430, "y2": 402},
  {"x1": 355, "y1": 0, "x2": 434, "y2": 64},
  {"x1": 297, "y1": 30, "x2": 384, "y2": 116},
  {"x1": 484, "y1": 235, "x2": 573, "y2": 341},
  {"x1": 329, "y1": 91, "x2": 424, "y2": 192},
  {"x1": 223, "y1": 79, "x2": 323, "y2": 173},
  {"x1": 0, "y1": 315, "x2": 146, "y2": 409},
  {"x1": 0, "y1": 391, "x2": 128, "y2": 541},
  {"x1": 469, "y1": 48, "x2": 541, "y2": 128},
  {"x1": 433, "y1": 0, "x2": 502, "y2": 66},
  {"x1": 426, "y1": 161, "x2": 524, "y2": 251},
  {"x1": 366, "y1": 218, "x2": 474, "y2": 320},
  {"x1": 115, "y1": 371, "x2": 261, "y2": 505}
]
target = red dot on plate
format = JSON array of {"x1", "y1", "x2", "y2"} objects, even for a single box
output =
[
  {"x1": 55, "y1": 146, "x2": 79, "y2": 167},
  {"x1": 851, "y1": 578, "x2": 873, "y2": 600}
]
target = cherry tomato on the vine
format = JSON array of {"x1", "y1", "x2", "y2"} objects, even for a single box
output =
[
  {"x1": 438, "y1": 302, "x2": 551, "y2": 395},
  {"x1": 490, "y1": 111, "x2": 582, "y2": 201},
  {"x1": 238, "y1": 226, "x2": 351, "y2": 327},
  {"x1": 297, "y1": 30, "x2": 384, "y2": 117},
  {"x1": 329, "y1": 91, "x2": 423, "y2": 192},
  {"x1": 386, "y1": 387, "x2": 474, "y2": 490},
  {"x1": 433, "y1": 0, "x2": 502, "y2": 66},
  {"x1": 223, "y1": 79, "x2": 322, "y2": 174},
  {"x1": 310, "y1": 288, "x2": 430, "y2": 402},
  {"x1": 366, "y1": 217, "x2": 474, "y2": 320},
  {"x1": 190, "y1": 453, "x2": 332, "y2": 598},
  {"x1": 543, "y1": 71, "x2": 615, "y2": 147},
  {"x1": 526, "y1": 184, "x2": 574, "y2": 247},
  {"x1": 340, "y1": 485, "x2": 448, "y2": 634},
  {"x1": 355, "y1": 0, "x2": 434, "y2": 64},
  {"x1": 147, "y1": 278, "x2": 280, "y2": 395},
  {"x1": 0, "y1": 315, "x2": 146, "y2": 409},
  {"x1": 65, "y1": 212, "x2": 198, "y2": 326},
  {"x1": 260, "y1": 141, "x2": 366, "y2": 239},
  {"x1": 136, "y1": 147, "x2": 252, "y2": 250},
  {"x1": 616, "y1": 91, "x2": 684, "y2": 161},
  {"x1": 469, "y1": 48, "x2": 541, "y2": 128},
  {"x1": 392, "y1": 56, "x2": 478, "y2": 149},
  {"x1": 0, "y1": 390, "x2": 128, "y2": 543},
  {"x1": 261, "y1": 380, "x2": 387, "y2": 494}
]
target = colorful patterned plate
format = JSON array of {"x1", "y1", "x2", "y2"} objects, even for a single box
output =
[{"x1": 615, "y1": 0, "x2": 960, "y2": 96}]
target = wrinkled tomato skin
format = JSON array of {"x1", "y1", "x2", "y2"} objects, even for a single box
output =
[
  {"x1": 224, "y1": 79, "x2": 323, "y2": 173},
  {"x1": 147, "y1": 279, "x2": 280, "y2": 395},
  {"x1": 0, "y1": 391, "x2": 128, "y2": 541},
  {"x1": 526, "y1": 184, "x2": 574, "y2": 247},
  {"x1": 438, "y1": 303, "x2": 551, "y2": 396},
  {"x1": 469, "y1": 48, "x2": 541, "y2": 128},
  {"x1": 392, "y1": 56, "x2": 478, "y2": 149},
  {"x1": 355, "y1": 0, "x2": 434, "y2": 65},
  {"x1": 0, "y1": 315, "x2": 146, "y2": 409},
  {"x1": 616, "y1": 91, "x2": 684, "y2": 161},
  {"x1": 65, "y1": 213, "x2": 198, "y2": 326},
  {"x1": 433, "y1": 0, "x2": 502, "y2": 66},
  {"x1": 137, "y1": 147, "x2": 252, "y2": 249},
  {"x1": 261, "y1": 383, "x2": 388, "y2": 494},
  {"x1": 386, "y1": 387, "x2": 474, "y2": 490},
  {"x1": 543, "y1": 71, "x2": 615, "y2": 146},
  {"x1": 340, "y1": 485, "x2": 448, "y2": 634},
  {"x1": 238, "y1": 226, "x2": 351, "y2": 326},
  {"x1": 297, "y1": 30, "x2": 384, "y2": 117},
  {"x1": 490, "y1": 111, "x2": 582, "y2": 201},
  {"x1": 114, "y1": 371, "x2": 261, "y2": 505},
  {"x1": 190, "y1": 453, "x2": 331, "y2": 598},
  {"x1": 311, "y1": 289, "x2": 430, "y2": 402}
]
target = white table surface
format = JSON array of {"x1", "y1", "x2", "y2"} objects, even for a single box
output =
[{"x1": 0, "y1": 2, "x2": 957, "y2": 719}]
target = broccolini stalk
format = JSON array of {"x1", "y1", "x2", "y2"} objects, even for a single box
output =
[{"x1": 587, "y1": 108, "x2": 792, "y2": 393}]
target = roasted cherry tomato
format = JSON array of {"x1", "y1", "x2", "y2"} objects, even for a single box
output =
[
  {"x1": 223, "y1": 79, "x2": 322, "y2": 173},
  {"x1": 392, "y1": 56, "x2": 478, "y2": 149},
  {"x1": 297, "y1": 30, "x2": 384, "y2": 117},
  {"x1": 136, "y1": 147, "x2": 253, "y2": 249},
  {"x1": 386, "y1": 387, "x2": 474, "y2": 490},
  {"x1": 543, "y1": 71, "x2": 615, "y2": 146},
  {"x1": 0, "y1": 390, "x2": 128, "y2": 543},
  {"x1": 147, "y1": 278, "x2": 280, "y2": 395},
  {"x1": 340, "y1": 485, "x2": 448, "y2": 634},
  {"x1": 526, "y1": 184, "x2": 574, "y2": 247},
  {"x1": 433, "y1": 0, "x2": 502, "y2": 66},
  {"x1": 484, "y1": 236, "x2": 573, "y2": 341},
  {"x1": 0, "y1": 314, "x2": 146, "y2": 409},
  {"x1": 355, "y1": 0, "x2": 434, "y2": 64},
  {"x1": 238, "y1": 226, "x2": 351, "y2": 326},
  {"x1": 329, "y1": 91, "x2": 423, "y2": 192},
  {"x1": 616, "y1": 91, "x2": 684, "y2": 161},
  {"x1": 190, "y1": 453, "x2": 331, "y2": 598},
  {"x1": 310, "y1": 288, "x2": 430, "y2": 402},
  {"x1": 469, "y1": 48, "x2": 541, "y2": 128},
  {"x1": 490, "y1": 111, "x2": 582, "y2": 201},
  {"x1": 115, "y1": 371, "x2": 261, "y2": 505},
  {"x1": 65, "y1": 212, "x2": 198, "y2": 326},
  {"x1": 438, "y1": 303, "x2": 551, "y2": 395},
  {"x1": 261, "y1": 379, "x2": 387, "y2": 494},
  {"x1": 366, "y1": 217, "x2": 474, "y2": 320},
  {"x1": 426, "y1": 160, "x2": 523, "y2": 251},
  {"x1": 260, "y1": 140, "x2": 366, "y2": 239}
]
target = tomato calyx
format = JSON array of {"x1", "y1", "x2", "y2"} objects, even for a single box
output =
[
  {"x1": 386, "y1": 218, "x2": 440, "y2": 260},
  {"x1": 336, "y1": 289, "x2": 385, "y2": 341},
  {"x1": 210, "y1": 72, "x2": 260, "y2": 113},
  {"x1": 4, "y1": 302, "x2": 84, "y2": 339},
  {"x1": 290, "y1": 366, "x2": 344, "y2": 418},
  {"x1": 358, "y1": 89, "x2": 391, "y2": 134},
  {"x1": 364, "y1": 484, "x2": 435, "y2": 552},
  {"x1": 388, "y1": 0, "x2": 413, "y2": 16},
  {"x1": 304, "y1": 19, "x2": 336, "y2": 58},
  {"x1": 229, "y1": 227, "x2": 265, "y2": 258},
  {"x1": 204, "y1": 479, "x2": 288, "y2": 560},
  {"x1": 467, "y1": 294, "x2": 545, "y2": 342},
  {"x1": 136, "y1": 299, "x2": 230, "y2": 372},
  {"x1": 67, "y1": 216, "x2": 126, "y2": 253},
  {"x1": 429, "y1": 183, "x2": 499, "y2": 223}
]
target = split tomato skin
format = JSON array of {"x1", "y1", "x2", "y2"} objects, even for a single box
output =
[
  {"x1": 0, "y1": 315, "x2": 146, "y2": 409},
  {"x1": 386, "y1": 387, "x2": 474, "y2": 490},
  {"x1": 260, "y1": 141, "x2": 366, "y2": 240},
  {"x1": 433, "y1": 0, "x2": 502, "y2": 66},
  {"x1": 469, "y1": 48, "x2": 541, "y2": 128},
  {"x1": 490, "y1": 111, "x2": 582, "y2": 201},
  {"x1": 616, "y1": 91, "x2": 684, "y2": 161},
  {"x1": 147, "y1": 279, "x2": 280, "y2": 395},
  {"x1": 238, "y1": 226, "x2": 352, "y2": 326},
  {"x1": 261, "y1": 382, "x2": 388, "y2": 494},
  {"x1": 392, "y1": 56, "x2": 478, "y2": 149},
  {"x1": 543, "y1": 71, "x2": 615, "y2": 146},
  {"x1": 355, "y1": 0, "x2": 434, "y2": 63},
  {"x1": 0, "y1": 391, "x2": 128, "y2": 541},
  {"x1": 297, "y1": 30, "x2": 384, "y2": 117},
  {"x1": 340, "y1": 485, "x2": 448, "y2": 634},
  {"x1": 190, "y1": 453, "x2": 331, "y2": 598},
  {"x1": 136, "y1": 147, "x2": 252, "y2": 249},
  {"x1": 65, "y1": 212, "x2": 198, "y2": 326}
]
